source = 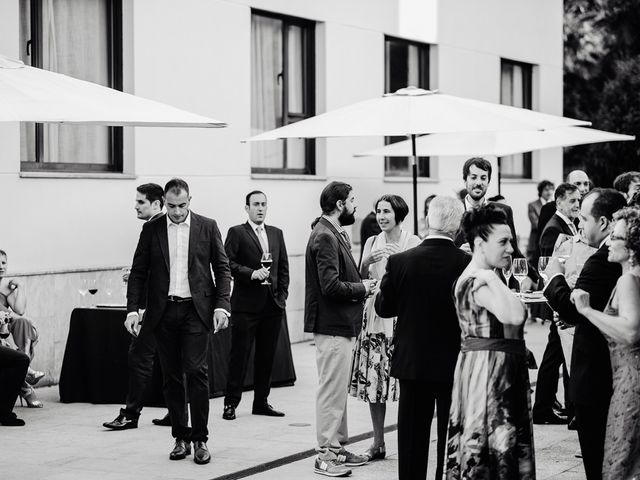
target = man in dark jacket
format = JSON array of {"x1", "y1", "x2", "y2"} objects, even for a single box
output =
[
  {"x1": 376, "y1": 195, "x2": 470, "y2": 480},
  {"x1": 543, "y1": 188, "x2": 626, "y2": 479},
  {"x1": 304, "y1": 181, "x2": 376, "y2": 477}
]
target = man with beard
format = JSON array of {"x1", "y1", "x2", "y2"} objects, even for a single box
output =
[
  {"x1": 455, "y1": 157, "x2": 535, "y2": 289},
  {"x1": 538, "y1": 170, "x2": 591, "y2": 233},
  {"x1": 304, "y1": 181, "x2": 377, "y2": 477}
]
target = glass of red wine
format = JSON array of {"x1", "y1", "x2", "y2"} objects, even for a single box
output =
[
  {"x1": 260, "y1": 252, "x2": 272, "y2": 285},
  {"x1": 87, "y1": 279, "x2": 99, "y2": 306}
]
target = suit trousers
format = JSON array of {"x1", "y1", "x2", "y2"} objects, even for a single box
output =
[
  {"x1": 314, "y1": 333, "x2": 354, "y2": 459},
  {"x1": 123, "y1": 313, "x2": 157, "y2": 419},
  {"x1": 155, "y1": 301, "x2": 210, "y2": 442},
  {"x1": 575, "y1": 402, "x2": 609, "y2": 480},
  {"x1": 224, "y1": 308, "x2": 283, "y2": 407},
  {"x1": 533, "y1": 321, "x2": 571, "y2": 414},
  {"x1": 0, "y1": 345, "x2": 29, "y2": 417},
  {"x1": 398, "y1": 379, "x2": 452, "y2": 480}
]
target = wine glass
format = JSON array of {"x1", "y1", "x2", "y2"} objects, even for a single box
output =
[
  {"x1": 553, "y1": 234, "x2": 574, "y2": 265},
  {"x1": 538, "y1": 256, "x2": 551, "y2": 286},
  {"x1": 260, "y1": 252, "x2": 272, "y2": 285},
  {"x1": 78, "y1": 279, "x2": 89, "y2": 307},
  {"x1": 513, "y1": 258, "x2": 529, "y2": 293},
  {"x1": 121, "y1": 267, "x2": 131, "y2": 301},
  {"x1": 501, "y1": 254, "x2": 513, "y2": 289},
  {"x1": 104, "y1": 278, "x2": 114, "y2": 300},
  {"x1": 87, "y1": 279, "x2": 98, "y2": 306}
]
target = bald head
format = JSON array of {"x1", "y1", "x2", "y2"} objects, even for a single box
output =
[{"x1": 566, "y1": 170, "x2": 590, "y2": 197}]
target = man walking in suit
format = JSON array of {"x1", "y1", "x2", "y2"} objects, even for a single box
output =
[
  {"x1": 538, "y1": 170, "x2": 591, "y2": 234},
  {"x1": 376, "y1": 196, "x2": 470, "y2": 480},
  {"x1": 222, "y1": 190, "x2": 289, "y2": 420},
  {"x1": 543, "y1": 188, "x2": 626, "y2": 479},
  {"x1": 104, "y1": 183, "x2": 172, "y2": 430},
  {"x1": 126, "y1": 178, "x2": 231, "y2": 465},
  {"x1": 527, "y1": 180, "x2": 555, "y2": 264},
  {"x1": 533, "y1": 182, "x2": 581, "y2": 425},
  {"x1": 305, "y1": 181, "x2": 377, "y2": 477}
]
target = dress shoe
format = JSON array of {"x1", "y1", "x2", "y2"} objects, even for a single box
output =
[
  {"x1": 222, "y1": 404, "x2": 236, "y2": 420},
  {"x1": 19, "y1": 391, "x2": 43, "y2": 408},
  {"x1": 0, "y1": 412, "x2": 26, "y2": 426},
  {"x1": 169, "y1": 439, "x2": 191, "y2": 460},
  {"x1": 193, "y1": 441, "x2": 211, "y2": 465},
  {"x1": 252, "y1": 403, "x2": 285, "y2": 417},
  {"x1": 532, "y1": 410, "x2": 568, "y2": 425},
  {"x1": 103, "y1": 412, "x2": 138, "y2": 430},
  {"x1": 152, "y1": 412, "x2": 171, "y2": 426}
]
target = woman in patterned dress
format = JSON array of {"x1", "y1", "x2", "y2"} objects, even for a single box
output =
[
  {"x1": 349, "y1": 194, "x2": 420, "y2": 461},
  {"x1": 447, "y1": 204, "x2": 535, "y2": 480},
  {"x1": 571, "y1": 207, "x2": 640, "y2": 480}
]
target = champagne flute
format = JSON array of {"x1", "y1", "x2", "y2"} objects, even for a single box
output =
[
  {"x1": 502, "y1": 254, "x2": 513, "y2": 288},
  {"x1": 513, "y1": 258, "x2": 529, "y2": 294},
  {"x1": 87, "y1": 279, "x2": 99, "y2": 306},
  {"x1": 104, "y1": 278, "x2": 114, "y2": 299},
  {"x1": 538, "y1": 256, "x2": 551, "y2": 286},
  {"x1": 78, "y1": 279, "x2": 89, "y2": 307},
  {"x1": 121, "y1": 267, "x2": 131, "y2": 301},
  {"x1": 260, "y1": 252, "x2": 272, "y2": 285},
  {"x1": 553, "y1": 234, "x2": 574, "y2": 265}
]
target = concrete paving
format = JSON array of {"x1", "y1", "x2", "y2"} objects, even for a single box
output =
[{"x1": 4, "y1": 319, "x2": 585, "y2": 479}]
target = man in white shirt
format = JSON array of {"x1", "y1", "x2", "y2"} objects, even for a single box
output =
[{"x1": 126, "y1": 178, "x2": 231, "y2": 465}]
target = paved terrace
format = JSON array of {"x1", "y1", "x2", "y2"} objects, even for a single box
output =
[{"x1": 5, "y1": 320, "x2": 585, "y2": 479}]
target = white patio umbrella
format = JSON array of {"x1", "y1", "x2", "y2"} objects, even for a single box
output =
[
  {"x1": 354, "y1": 126, "x2": 634, "y2": 158},
  {"x1": 245, "y1": 86, "x2": 590, "y2": 233},
  {"x1": 0, "y1": 55, "x2": 226, "y2": 127}
]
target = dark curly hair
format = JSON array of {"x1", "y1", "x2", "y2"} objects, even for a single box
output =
[
  {"x1": 613, "y1": 207, "x2": 640, "y2": 265},
  {"x1": 462, "y1": 204, "x2": 509, "y2": 250}
]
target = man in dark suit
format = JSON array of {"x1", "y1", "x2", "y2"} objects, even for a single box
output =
[
  {"x1": 533, "y1": 182, "x2": 581, "y2": 425},
  {"x1": 543, "y1": 188, "x2": 626, "y2": 479},
  {"x1": 376, "y1": 195, "x2": 470, "y2": 480},
  {"x1": 527, "y1": 180, "x2": 555, "y2": 264},
  {"x1": 538, "y1": 170, "x2": 591, "y2": 234},
  {"x1": 222, "y1": 190, "x2": 289, "y2": 421},
  {"x1": 126, "y1": 178, "x2": 231, "y2": 465},
  {"x1": 613, "y1": 171, "x2": 640, "y2": 203},
  {"x1": 454, "y1": 157, "x2": 537, "y2": 288},
  {"x1": 305, "y1": 181, "x2": 376, "y2": 478},
  {"x1": 104, "y1": 183, "x2": 172, "y2": 431}
]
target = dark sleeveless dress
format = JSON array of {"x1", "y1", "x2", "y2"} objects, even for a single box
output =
[
  {"x1": 446, "y1": 276, "x2": 535, "y2": 480},
  {"x1": 602, "y1": 282, "x2": 640, "y2": 480}
]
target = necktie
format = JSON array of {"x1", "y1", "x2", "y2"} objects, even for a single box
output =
[
  {"x1": 256, "y1": 226, "x2": 269, "y2": 252},
  {"x1": 568, "y1": 221, "x2": 578, "y2": 236}
]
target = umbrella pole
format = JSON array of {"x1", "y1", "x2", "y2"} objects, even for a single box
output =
[
  {"x1": 497, "y1": 157, "x2": 502, "y2": 196},
  {"x1": 411, "y1": 134, "x2": 418, "y2": 236}
]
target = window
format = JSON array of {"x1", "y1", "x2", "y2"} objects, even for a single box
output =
[
  {"x1": 251, "y1": 10, "x2": 315, "y2": 175},
  {"x1": 500, "y1": 59, "x2": 533, "y2": 179},
  {"x1": 19, "y1": 0, "x2": 123, "y2": 173},
  {"x1": 384, "y1": 36, "x2": 430, "y2": 177}
]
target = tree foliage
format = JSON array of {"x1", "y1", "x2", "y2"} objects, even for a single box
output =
[{"x1": 564, "y1": 0, "x2": 640, "y2": 187}]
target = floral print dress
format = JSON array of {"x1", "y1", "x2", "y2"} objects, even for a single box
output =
[{"x1": 446, "y1": 275, "x2": 535, "y2": 480}]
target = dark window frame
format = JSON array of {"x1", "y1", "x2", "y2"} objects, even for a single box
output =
[
  {"x1": 251, "y1": 9, "x2": 315, "y2": 175},
  {"x1": 384, "y1": 35, "x2": 430, "y2": 178},
  {"x1": 20, "y1": 0, "x2": 124, "y2": 173},
  {"x1": 500, "y1": 58, "x2": 533, "y2": 180}
]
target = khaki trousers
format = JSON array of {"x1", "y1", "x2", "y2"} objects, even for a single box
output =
[{"x1": 314, "y1": 333, "x2": 354, "y2": 459}]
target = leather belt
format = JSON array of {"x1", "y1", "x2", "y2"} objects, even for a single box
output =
[{"x1": 167, "y1": 295, "x2": 193, "y2": 303}]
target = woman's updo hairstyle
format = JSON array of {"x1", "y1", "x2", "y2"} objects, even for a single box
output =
[
  {"x1": 462, "y1": 203, "x2": 509, "y2": 250},
  {"x1": 613, "y1": 207, "x2": 640, "y2": 266}
]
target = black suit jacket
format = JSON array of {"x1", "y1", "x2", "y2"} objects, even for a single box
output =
[
  {"x1": 539, "y1": 213, "x2": 574, "y2": 257},
  {"x1": 538, "y1": 201, "x2": 557, "y2": 234},
  {"x1": 127, "y1": 212, "x2": 232, "y2": 331},
  {"x1": 225, "y1": 222, "x2": 289, "y2": 313},
  {"x1": 304, "y1": 217, "x2": 367, "y2": 337},
  {"x1": 544, "y1": 244, "x2": 621, "y2": 406},
  {"x1": 375, "y1": 238, "x2": 471, "y2": 382}
]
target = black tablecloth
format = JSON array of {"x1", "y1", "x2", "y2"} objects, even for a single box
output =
[{"x1": 59, "y1": 308, "x2": 296, "y2": 405}]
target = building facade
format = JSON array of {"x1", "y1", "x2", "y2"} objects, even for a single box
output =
[{"x1": 0, "y1": 0, "x2": 563, "y2": 383}]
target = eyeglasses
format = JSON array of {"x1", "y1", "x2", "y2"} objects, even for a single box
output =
[{"x1": 610, "y1": 234, "x2": 627, "y2": 242}]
